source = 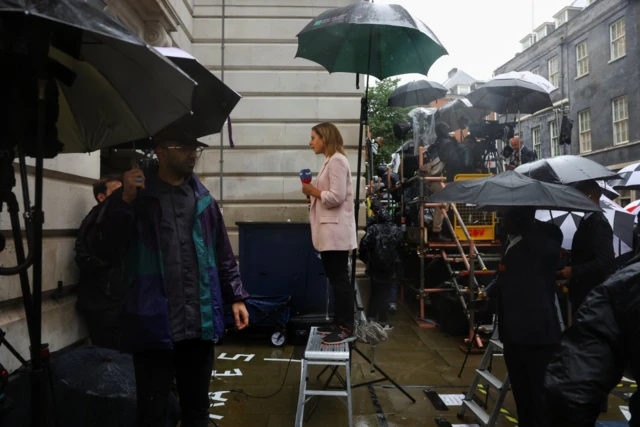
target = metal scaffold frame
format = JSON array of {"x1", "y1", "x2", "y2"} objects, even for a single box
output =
[{"x1": 366, "y1": 145, "x2": 502, "y2": 350}]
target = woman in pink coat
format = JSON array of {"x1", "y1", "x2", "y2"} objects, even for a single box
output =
[{"x1": 302, "y1": 122, "x2": 358, "y2": 345}]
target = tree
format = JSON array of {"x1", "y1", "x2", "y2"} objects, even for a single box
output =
[{"x1": 366, "y1": 78, "x2": 412, "y2": 167}]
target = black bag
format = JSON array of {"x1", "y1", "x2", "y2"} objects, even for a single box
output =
[{"x1": 560, "y1": 116, "x2": 573, "y2": 145}]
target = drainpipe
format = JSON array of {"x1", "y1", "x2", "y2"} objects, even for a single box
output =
[{"x1": 219, "y1": 0, "x2": 225, "y2": 209}]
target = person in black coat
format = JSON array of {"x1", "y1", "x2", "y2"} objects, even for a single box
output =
[
  {"x1": 75, "y1": 175, "x2": 124, "y2": 350},
  {"x1": 488, "y1": 206, "x2": 563, "y2": 427},
  {"x1": 505, "y1": 136, "x2": 536, "y2": 170},
  {"x1": 545, "y1": 254, "x2": 640, "y2": 426},
  {"x1": 558, "y1": 180, "x2": 615, "y2": 318}
]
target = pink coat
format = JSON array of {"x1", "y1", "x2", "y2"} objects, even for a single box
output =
[{"x1": 309, "y1": 153, "x2": 358, "y2": 252}]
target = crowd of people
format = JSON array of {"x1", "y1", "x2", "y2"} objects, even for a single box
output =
[{"x1": 73, "y1": 122, "x2": 638, "y2": 426}]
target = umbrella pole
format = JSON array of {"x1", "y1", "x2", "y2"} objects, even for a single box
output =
[
  {"x1": 350, "y1": 29, "x2": 373, "y2": 304},
  {"x1": 518, "y1": 110, "x2": 522, "y2": 165},
  {"x1": 219, "y1": 0, "x2": 226, "y2": 209}
]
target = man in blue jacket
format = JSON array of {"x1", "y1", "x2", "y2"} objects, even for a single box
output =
[{"x1": 91, "y1": 139, "x2": 250, "y2": 427}]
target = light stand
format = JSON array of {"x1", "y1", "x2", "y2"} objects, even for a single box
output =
[{"x1": 0, "y1": 21, "x2": 55, "y2": 427}]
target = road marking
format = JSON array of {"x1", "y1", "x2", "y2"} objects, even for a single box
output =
[{"x1": 218, "y1": 353, "x2": 255, "y2": 362}]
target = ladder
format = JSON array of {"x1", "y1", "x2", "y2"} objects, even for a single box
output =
[
  {"x1": 295, "y1": 327, "x2": 353, "y2": 427},
  {"x1": 457, "y1": 339, "x2": 510, "y2": 426}
]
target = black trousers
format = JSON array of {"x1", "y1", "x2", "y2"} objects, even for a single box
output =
[
  {"x1": 368, "y1": 279, "x2": 392, "y2": 323},
  {"x1": 82, "y1": 307, "x2": 120, "y2": 351},
  {"x1": 503, "y1": 342, "x2": 556, "y2": 427},
  {"x1": 133, "y1": 339, "x2": 215, "y2": 427},
  {"x1": 321, "y1": 250, "x2": 354, "y2": 330}
]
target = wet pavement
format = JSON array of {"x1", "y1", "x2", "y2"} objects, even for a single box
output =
[{"x1": 209, "y1": 309, "x2": 631, "y2": 427}]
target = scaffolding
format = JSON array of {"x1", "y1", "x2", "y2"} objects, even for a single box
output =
[{"x1": 373, "y1": 146, "x2": 503, "y2": 351}]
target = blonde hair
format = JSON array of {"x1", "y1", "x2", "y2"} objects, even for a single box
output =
[{"x1": 312, "y1": 122, "x2": 346, "y2": 157}]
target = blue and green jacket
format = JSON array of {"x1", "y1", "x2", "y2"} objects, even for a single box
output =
[{"x1": 90, "y1": 169, "x2": 248, "y2": 353}]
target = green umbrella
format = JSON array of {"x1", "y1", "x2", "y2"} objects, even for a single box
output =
[{"x1": 295, "y1": 1, "x2": 447, "y2": 80}]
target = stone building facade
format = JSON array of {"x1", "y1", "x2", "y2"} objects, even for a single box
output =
[{"x1": 0, "y1": 0, "x2": 360, "y2": 372}]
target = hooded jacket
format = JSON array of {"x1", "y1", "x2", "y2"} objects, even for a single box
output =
[{"x1": 359, "y1": 203, "x2": 403, "y2": 282}]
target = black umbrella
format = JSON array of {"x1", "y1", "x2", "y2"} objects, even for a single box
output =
[
  {"x1": 515, "y1": 155, "x2": 619, "y2": 185},
  {"x1": 114, "y1": 47, "x2": 242, "y2": 150},
  {"x1": 53, "y1": 347, "x2": 181, "y2": 427},
  {"x1": 467, "y1": 71, "x2": 554, "y2": 115},
  {"x1": 429, "y1": 171, "x2": 601, "y2": 212},
  {"x1": 0, "y1": 3, "x2": 194, "y2": 425},
  {"x1": 387, "y1": 80, "x2": 447, "y2": 108},
  {"x1": 0, "y1": 0, "x2": 198, "y2": 153},
  {"x1": 295, "y1": 1, "x2": 447, "y2": 290},
  {"x1": 435, "y1": 99, "x2": 489, "y2": 131}
]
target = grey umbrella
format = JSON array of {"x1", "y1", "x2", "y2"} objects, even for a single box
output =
[
  {"x1": 387, "y1": 80, "x2": 448, "y2": 108},
  {"x1": 429, "y1": 171, "x2": 601, "y2": 212},
  {"x1": 0, "y1": 0, "x2": 198, "y2": 153},
  {"x1": 435, "y1": 99, "x2": 488, "y2": 131},
  {"x1": 515, "y1": 155, "x2": 619, "y2": 185}
]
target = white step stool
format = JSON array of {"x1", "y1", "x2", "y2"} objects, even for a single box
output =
[{"x1": 295, "y1": 327, "x2": 353, "y2": 427}]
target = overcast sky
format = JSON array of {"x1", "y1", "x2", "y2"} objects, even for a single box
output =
[{"x1": 375, "y1": 0, "x2": 573, "y2": 84}]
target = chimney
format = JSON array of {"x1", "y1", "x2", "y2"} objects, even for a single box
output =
[{"x1": 448, "y1": 68, "x2": 458, "y2": 79}]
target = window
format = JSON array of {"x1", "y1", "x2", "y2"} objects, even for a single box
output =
[
  {"x1": 579, "y1": 109, "x2": 592, "y2": 153},
  {"x1": 555, "y1": 11, "x2": 567, "y2": 28},
  {"x1": 532, "y1": 127, "x2": 541, "y2": 159},
  {"x1": 610, "y1": 18, "x2": 626, "y2": 61},
  {"x1": 548, "y1": 56, "x2": 559, "y2": 88},
  {"x1": 457, "y1": 85, "x2": 470, "y2": 95},
  {"x1": 532, "y1": 32, "x2": 538, "y2": 44},
  {"x1": 550, "y1": 120, "x2": 560, "y2": 157},
  {"x1": 531, "y1": 67, "x2": 539, "y2": 75},
  {"x1": 576, "y1": 42, "x2": 589, "y2": 77},
  {"x1": 618, "y1": 189, "x2": 632, "y2": 208},
  {"x1": 613, "y1": 95, "x2": 629, "y2": 145}
]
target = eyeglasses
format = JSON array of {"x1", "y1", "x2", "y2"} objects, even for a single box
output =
[{"x1": 164, "y1": 145, "x2": 204, "y2": 158}]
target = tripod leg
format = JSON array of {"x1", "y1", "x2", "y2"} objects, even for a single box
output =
[
  {"x1": 4, "y1": 192, "x2": 35, "y2": 339},
  {"x1": 353, "y1": 347, "x2": 416, "y2": 403},
  {"x1": 458, "y1": 322, "x2": 481, "y2": 378}
]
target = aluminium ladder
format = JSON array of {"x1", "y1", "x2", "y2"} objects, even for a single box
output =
[{"x1": 457, "y1": 339, "x2": 511, "y2": 426}]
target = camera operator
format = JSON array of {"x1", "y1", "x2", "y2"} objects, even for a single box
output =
[
  {"x1": 424, "y1": 122, "x2": 456, "y2": 242},
  {"x1": 505, "y1": 136, "x2": 536, "y2": 170}
]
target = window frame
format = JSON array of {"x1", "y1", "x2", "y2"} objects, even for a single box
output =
[
  {"x1": 612, "y1": 95, "x2": 629, "y2": 145},
  {"x1": 457, "y1": 85, "x2": 470, "y2": 95},
  {"x1": 532, "y1": 127, "x2": 541, "y2": 159},
  {"x1": 610, "y1": 18, "x2": 626, "y2": 61},
  {"x1": 578, "y1": 109, "x2": 592, "y2": 153},
  {"x1": 550, "y1": 120, "x2": 560, "y2": 157},
  {"x1": 576, "y1": 41, "x2": 589, "y2": 77},
  {"x1": 548, "y1": 56, "x2": 559, "y2": 88},
  {"x1": 531, "y1": 67, "x2": 539, "y2": 75}
]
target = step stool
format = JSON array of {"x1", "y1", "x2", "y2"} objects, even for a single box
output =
[
  {"x1": 295, "y1": 327, "x2": 353, "y2": 427},
  {"x1": 457, "y1": 339, "x2": 510, "y2": 426}
]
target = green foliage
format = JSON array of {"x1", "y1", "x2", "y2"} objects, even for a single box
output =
[{"x1": 367, "y1": 78, "x2": 412, "y2": 166}]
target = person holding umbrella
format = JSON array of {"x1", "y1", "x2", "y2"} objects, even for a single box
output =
[
  {"x1": 558, "y1": 180, "x2": 615, "y2": 319},
  {"x1": 90, "y1": 138, "x2": 250, "y2": 427},
  {"x1": 488, "y1": 206, "x2": 564, "y2": 427}
]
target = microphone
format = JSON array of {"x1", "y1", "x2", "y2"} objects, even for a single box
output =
[{"x1": 300, "y1": 169, "x2": 312, "y2": 203}]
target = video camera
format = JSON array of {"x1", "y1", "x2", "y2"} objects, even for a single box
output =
[
  {"x1": 393, "y1": 122, "x2": 412, "y2": 141},
  {"x1": 468, "y1": 120, "x2": 512, "y2": 142}
]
